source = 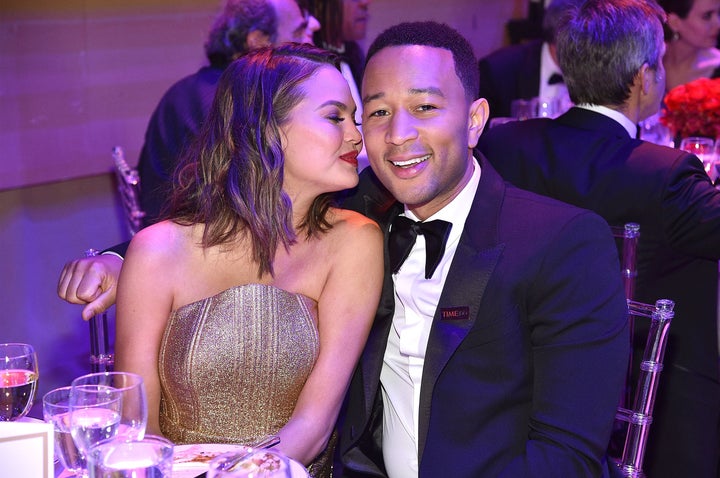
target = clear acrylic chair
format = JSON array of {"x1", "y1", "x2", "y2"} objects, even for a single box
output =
[
  {"x1": 614, "y1": 298, "x2": 674, "y2": 477},
  {"x1": 611, "y1": 223, "x2": 640, "y2": 301},
  {"x1": 112, "y1": 146, "x2": 145, "y2": 236}
]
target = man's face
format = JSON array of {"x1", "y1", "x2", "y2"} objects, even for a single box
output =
[
  {"x1": 342, "y1": 0, "x2": 370, "y2": 42},
  {"x1": 361, "y1": 45, "x2": 487, "y2": 220},
  {"x1": 272, "y1": 0, "x2": 320, "y2": 44}
]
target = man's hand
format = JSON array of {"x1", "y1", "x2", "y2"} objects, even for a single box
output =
[{"x1": 57, "y1": 255, "x2": 123, "y2": 320}]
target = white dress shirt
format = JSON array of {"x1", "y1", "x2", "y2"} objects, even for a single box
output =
[
  {"x1": 380, "y1": 160, "x2": 481, "y2": 478},
  {"x1": 538, "y1": 42, "x2": 572, "y2": 117}
]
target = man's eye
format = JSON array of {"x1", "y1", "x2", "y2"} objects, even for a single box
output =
[
  {"x1": 417, "y1": 104, "x2": 437, "y2": 112},
  {"x1": 368, "y1": 109, "x2": 389, "y2": 117}
]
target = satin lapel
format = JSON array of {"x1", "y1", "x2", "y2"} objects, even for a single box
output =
[
  {"x1": 416, "y1": 156, "x2": 507, "y2": 462},
  {"x1": 359, "y1": 193, "x2": 403, "y2": 418}
]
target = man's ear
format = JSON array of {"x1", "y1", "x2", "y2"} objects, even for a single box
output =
[
  {"x1": 638, "y1": 63, "x2": 652, "y2": 95},
  {"x1": 246, "y1": 30, "x2": 271, "y2": 51},
  {"x1": 468, "y1": 98, "x2": 490, "y2": 148}
]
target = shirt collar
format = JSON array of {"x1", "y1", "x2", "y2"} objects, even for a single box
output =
[
  {"x1": 576, "y1": 103, "x2": 637, "y2": 138},
  {"x1": 403, "y1": 158, "x2": 481, "y2": 243}
]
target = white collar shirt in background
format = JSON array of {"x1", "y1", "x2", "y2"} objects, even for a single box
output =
[
  {"x1": 539, "y1": 42, "x2": 572, "y2": 117},
  {"x1": 380, "y1": 160, "x2": 481, "y2": 478}
]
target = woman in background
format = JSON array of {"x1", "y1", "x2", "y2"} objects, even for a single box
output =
[
  {"x1": 659, "y1": 0, "x2": 720, "y2": 90},
  {"x1": 114, "y1": 43, "x2": 383, "y2": 477}
]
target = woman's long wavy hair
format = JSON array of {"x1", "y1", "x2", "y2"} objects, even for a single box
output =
[{"x1": 167, "y1": 43, "x2": 341, "y2": 277}]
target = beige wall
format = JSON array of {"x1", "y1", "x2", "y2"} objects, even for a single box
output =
[{"x1": 0, "y1": 0, "x2": 525, "y2": 402}]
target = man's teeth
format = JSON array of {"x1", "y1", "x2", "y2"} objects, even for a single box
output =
[{"x1": 392, "y1": 155, "x2": 430, "y2": 167}]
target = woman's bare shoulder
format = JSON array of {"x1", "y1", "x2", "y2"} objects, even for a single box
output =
[{"x1": 126, "y1": 220, "x2": 196, "y2": 263}]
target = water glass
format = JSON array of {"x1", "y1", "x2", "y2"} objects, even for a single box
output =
[
  {"x1": 0, "y1": 343, "x2": 39, "y2": 421},
  {"x1": 510, "y1": 98, "x2": 538, "y2": 120},
  {"x1": 43, "y1": 386, "x2": 86, "y2": 474},
  {"x1": 207, "y1": 449, "x2": 292, "y2": 477},
  {"x1": 69, "y1": 372, "x2": 148, "y2": 464},
  {"x1": 87, "y1": 435, "x2": 173, "y2": 478},
  {"x1": 679, "y1": 136, "x2": 716, "y2": 178}
]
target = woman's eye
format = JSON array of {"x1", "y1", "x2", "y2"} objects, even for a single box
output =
[{"x1": 328, "y1": 115, "x2": 344, "y2": 123}]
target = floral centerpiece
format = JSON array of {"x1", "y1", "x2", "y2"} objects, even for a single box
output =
[{"x1": 660, "y1": 77, "x2": 720, "y2": 139}]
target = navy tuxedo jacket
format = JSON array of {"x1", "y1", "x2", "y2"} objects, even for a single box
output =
[
  {"x1": 478, "y1": 39, "x2": 543, "y2": 120},
  {"x1": 337, "y1": 157, "x2": 629, "y2": 477},
  {"x1": 137, "y1": 66, "x2": 224, "y2": 226},
  {"x1": 478, "y1": 107, "x2": 720, "y2": 477}
]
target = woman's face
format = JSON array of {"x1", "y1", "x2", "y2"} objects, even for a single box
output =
[
  {"x1": 670, "y1": 0, "x2": 720, "y2": 49},
  {"x1": 280, "y1": 65, "x2": 362, "y2": 199}
]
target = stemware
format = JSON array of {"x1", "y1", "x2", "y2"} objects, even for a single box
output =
[
  {"x1": 0, "y1": 343, "x2": 39, "y2": 421},
  {"x1": 43, "y1": 386, "x2": 86, "y2": 474},
  {"x1": 68, "y1": 372, "x2": 148, "y2": 476},
  {"x1": 679, "y1": 136, "x2": 716, "y2": 179}
]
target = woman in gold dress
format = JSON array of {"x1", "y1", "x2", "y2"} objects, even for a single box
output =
[{"x1": 114, "y1": 43, "x2": 383, "y2": 476}]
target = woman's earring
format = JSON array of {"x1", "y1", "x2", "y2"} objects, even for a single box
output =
[{"x1": 671, "y1": 30, "x2": 680, "y2": 41}]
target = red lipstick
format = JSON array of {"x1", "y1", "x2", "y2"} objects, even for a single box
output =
[{"x1": 340, "y1": 150, "x2": 359, "y2": 167}]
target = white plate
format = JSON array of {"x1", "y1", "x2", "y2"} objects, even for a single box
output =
[{"x1": 172, "y1": 444, "x2": 308, "y2": 477}]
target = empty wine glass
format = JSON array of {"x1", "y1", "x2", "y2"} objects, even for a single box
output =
[
  {"x1": 679, "y1": 136, "x2": 716, "y2": 178},
  {"x1": 43, "y1": 386, "x2": 86, "y2": 475},
  {"x1": 69, "y1": 371, "x2": 148, "y2": 476},
  {"x1": 0, "y1": 343, "x2": 39, "y2": 421}
]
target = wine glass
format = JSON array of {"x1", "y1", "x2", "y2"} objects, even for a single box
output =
[
  {"x1": 43, "y1": 386, "x2": 86, "y2": 475},
  {"x1": 0, "y1": 343, "x2": 39, "y2": 421},
  {"x1": 679, "y1": 136, "x2": 716, "y2": 178},
  {"x1": 68, "y1": 372, "x2": 147, "y2": 476}
]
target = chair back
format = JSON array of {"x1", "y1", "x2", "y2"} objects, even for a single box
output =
[
  {"x1": 112, "y1": 146, "x2": 145, "y2": 235},
  {"x1": 611, "y1": 223, "x2": 640, "y2": 301},
  {"x1": 614, "y1": 298, "x2": 674, "y2": 478}
]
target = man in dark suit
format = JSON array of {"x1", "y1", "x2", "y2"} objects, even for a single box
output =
[
  {"x1": 477, "y1": 0, "x2": 720, "y2": 476},
  {"x1": 137, "y1": 0, "x2": 319, "y2": 226},
  {"x1": 478, "y1": 0, "x2": 580, "y2": 120},
  {"x1": 337, "y1": 21, "x2": 628, "y2": 477}
]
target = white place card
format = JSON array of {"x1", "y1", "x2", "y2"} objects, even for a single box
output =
[{"x1": 0, "y1": 418, "x2": 54, "y2": 478}]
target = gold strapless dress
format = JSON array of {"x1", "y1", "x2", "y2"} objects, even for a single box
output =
[{"x1": 158, "y1": 283, "x2": 333, "y2": 477}]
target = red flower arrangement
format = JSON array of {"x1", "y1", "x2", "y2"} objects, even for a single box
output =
[{"x1": 660, "y1": 77, "x2": 720, "y2": 139}]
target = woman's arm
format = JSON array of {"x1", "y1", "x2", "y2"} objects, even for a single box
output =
[
  {"x1": 276, "y1": 213, "x2": 384, "y2": 465},
  {"x1": 114, "y1": 223, "x2": 177, "y2": 436}
]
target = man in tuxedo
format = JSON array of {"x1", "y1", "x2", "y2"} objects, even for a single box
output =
[
  {"x1": 478, "y1": 0, "x2": 580, "y2": 120},
  {"x1": 57, "y1": 19, "x2": 629, "y2": 477},
  {"x1": 337, "y1": 21, "x2": 628, "y2": 477},
  {"x1": 477, "y1": 0, "x2": 720, "y2": 476},
  {"x1": 137, "y1": 0, "x2": 319, "y2": 226}
]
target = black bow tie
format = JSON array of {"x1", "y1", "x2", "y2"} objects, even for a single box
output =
[
  {"x1": 388, "y1": 215, "x2": 452, "y2": 279},
  {"x1": 548, "y1": 73, "x2": 564, "y2": 85}
]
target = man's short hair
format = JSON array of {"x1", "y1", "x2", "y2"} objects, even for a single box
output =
[
  {"x1": 556, "y1": 0, "x2": 666, "y2": 107},
  {"x1": 542, "y1": 0, "x2": 586, "y2": 44},
  {"x1": 205, "y1": 0, "x2": 278, "y2": 68},
  {"x1": 365, "y1": 21, "x2": 479, "y2": 102}
]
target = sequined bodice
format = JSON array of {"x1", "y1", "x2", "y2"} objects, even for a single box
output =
[{"x1": 158, "y1": 284, "x2": 329, "y2": 475}]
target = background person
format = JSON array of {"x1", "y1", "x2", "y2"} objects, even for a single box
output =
[
  {"x1": 477, "y1": 0, "x2": 581, "y2": 120},
  {"x1": 659, "y1": 0, "x2": 720, "y2": 91},
  {"x1": 137, "y1": 0, "x2": 320, "y2": 226},
  {"x1": 478, "y1": 0, "x2": 720, "y2": 476}
]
